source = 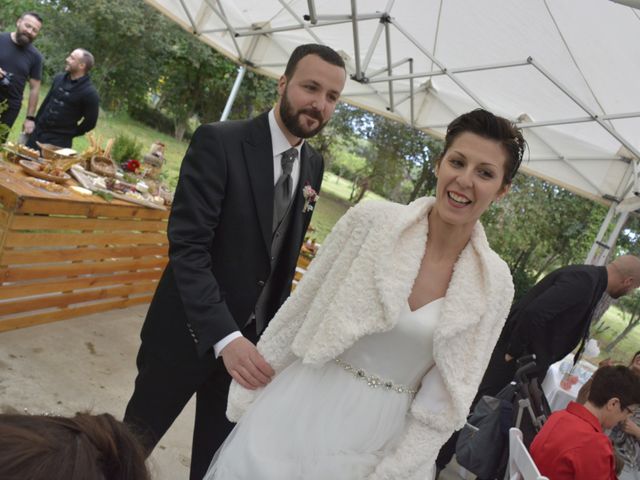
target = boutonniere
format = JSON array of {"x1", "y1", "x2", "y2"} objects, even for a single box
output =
[{"x1": 302, "y1": 182, "x2": 319, "y2": 213}]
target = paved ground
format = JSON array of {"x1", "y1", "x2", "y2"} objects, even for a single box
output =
[{"x1": 0, "y1": 304, "x2": 471, "y2": 480}]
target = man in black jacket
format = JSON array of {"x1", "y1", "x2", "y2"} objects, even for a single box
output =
[
  {"x1": 27, "y1": 48, "x2": 99, "y2": 149},
  {"x1": 436, "y1": 255, "x2": 640, "y2": 477},
  {"x1": 123, "y1": 44, "x2": 346, "y2": 480}
]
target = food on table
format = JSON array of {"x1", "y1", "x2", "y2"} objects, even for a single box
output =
[
  {"x1": 24, "y1": 159, "x2": 75, "y2": 177},
  {"x1": 70, "y1": 185, "x2": 93, "y2": 196},
  {"x1": 16, "y1": 144, "x2": 40, "y2": 159},
  {"x1": 19, "y1": 160, "x2": 71, "y2": 184},
  {"x1": 55, "y1": 148, "x2": 77, "y2": 157},
  {"x1": 105, "y1": 177, "x2": 136, "y2": 194},
  {"x1": 36, "y1": 142, "x2": 68, "y2": 161},
  {"x1": 136, "y1": 181, "x2": 149, "y2": 193},
  {"x1": 25, "y1": 177, "x2": 66, "y2": 193}
]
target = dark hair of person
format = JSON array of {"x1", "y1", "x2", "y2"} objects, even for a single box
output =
[
  {"x1": 78, "y1": 48, "x2": 95, "y2": 72},
  {"x1": 20, "y1": 12, "x2": 43, "y2": 24},
  {"x1": 437, "y1": 108, "x2": 526, "y2": 186},
  {"x1": 588, "y1": 365, "x2": 640, "y2": 409},
  {"x1": 631, "y1": 350, "x2": 640, "y2": 365},
  {"x1": 0, "y1": 412, "x2": 150, "y2": 480},
  {"x1": 284, "y1": 44, "x2": 345, "y2": 78}
]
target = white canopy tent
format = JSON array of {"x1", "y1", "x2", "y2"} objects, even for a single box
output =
[{"x1": 146, "y1": 0, "x2": 640, "y2": 263}]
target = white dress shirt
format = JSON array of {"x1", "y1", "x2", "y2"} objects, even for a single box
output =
[{"x1": 213, "y1": 109, "x2": 304, "y2": 357}]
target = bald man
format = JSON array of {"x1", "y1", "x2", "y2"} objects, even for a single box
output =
[{"x1": 436, "y1": 255, "x2": 640, "y2": 475}]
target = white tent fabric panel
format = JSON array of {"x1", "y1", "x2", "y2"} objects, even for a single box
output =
[{"x1": 146, "y1": 0, "x2": 640, "y2": 207}]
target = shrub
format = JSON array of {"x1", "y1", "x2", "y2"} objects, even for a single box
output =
[
  {"x1": 111, "y1": 133, "x2": 143, "y2": 165},
  {"x1": 128, "y1": 103, "x2": 192, "y2": 141}
]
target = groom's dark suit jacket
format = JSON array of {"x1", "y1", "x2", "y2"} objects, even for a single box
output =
[{"x1": 142, "y1": 112, "x2": 324, "y2": 359}]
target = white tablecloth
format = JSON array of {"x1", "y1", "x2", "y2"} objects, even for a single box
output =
[{"x1": 542, "y1": 358, "x2": 596, "y2": 412}]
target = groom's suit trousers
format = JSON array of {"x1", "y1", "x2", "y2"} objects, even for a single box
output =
[{"x1": 124, "y1": 307, "x2": 259, "y2": 480}]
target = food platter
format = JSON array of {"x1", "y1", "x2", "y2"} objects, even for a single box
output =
[
  {"x1": 19, "y1": 159, "x2": 71, "y2": 184},
  {"x1": 2, "y1": 146, "x2": 43, "y2": 163},
  {"x1": 24, "y1": 177, "x2": 69, "y2": 195},
  {"x1": 70, "y1": 165, "x2": 165, "y2": 210}
]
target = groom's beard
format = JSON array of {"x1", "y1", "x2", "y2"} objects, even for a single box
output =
[{"x1": 279, "y1": 86, "x2": 327, "y2": 139}]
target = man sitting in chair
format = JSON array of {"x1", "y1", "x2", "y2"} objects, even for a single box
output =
[{"x1": 530, "y1": 365, "x2": 640, "y2": 480}]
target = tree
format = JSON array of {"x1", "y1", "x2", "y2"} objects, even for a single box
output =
[
  {"x1": 308, "y1": 103, "x2": 368, "y2": 171},
  {"x1": 482, "y1": 175, "x2": 607, "y2": 300},
  {"x1": 604, "y1": 292, "x2": 640, "y2": 353},
  {"x1": 154, "y1": 35, "x2": 235, "y2": 140},
  {"x1": 33, "y1": 0, "x2": 171, "y2": 110},
  {"x1": 347, "y1": 114, "x2": 442, "y2": 203}
]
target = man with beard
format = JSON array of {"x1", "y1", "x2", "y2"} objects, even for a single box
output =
[
  {"x1": 435, "y1": 254, "x2": 640, "y2": 479},
  {"x1": 27, "y1": 48, "x2": 99, "y2": 149},
  {"x1": 124, "y1": 43, "x2": 346, "y2": 480},
  {"x1": 0, "y1": 12, "x2": 43, "y2": 143}
]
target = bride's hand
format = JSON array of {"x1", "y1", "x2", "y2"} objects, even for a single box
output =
[{"x1": 221, "y1": 337, "x2": 275, "y2": 390}]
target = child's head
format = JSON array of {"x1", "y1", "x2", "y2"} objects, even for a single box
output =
[{"x1": 0, "y1": 412, "x2": 150, "y2": 480}]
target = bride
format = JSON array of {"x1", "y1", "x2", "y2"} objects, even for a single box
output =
[{"x1": 204, "y1": 109, "x2": 526, "y2": 479}]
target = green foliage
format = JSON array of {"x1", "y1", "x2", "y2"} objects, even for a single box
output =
[
  {"x1": 328, "y1": 138, "x2": 367, "y2": 181},
  {"x1": 111, "y1": 133, "x2": 143, "y2": 165},
  {"x1": 482, "y1": 175, "x2": 607, "y2": 299},
  {"x1": 0, "y1": 99, "x2": 9, "y2": 139},
  {"x1": 128, "y1": 102, "x2": 191, "y2": 140}
]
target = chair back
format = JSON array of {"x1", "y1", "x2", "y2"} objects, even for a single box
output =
[{"x1": 507, "y1": 427, "x2": 549, "y2": 480}]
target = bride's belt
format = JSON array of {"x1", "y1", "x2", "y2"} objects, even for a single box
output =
[{"x1": 333, "y1": 357, "x2": 418, "y2": 395}]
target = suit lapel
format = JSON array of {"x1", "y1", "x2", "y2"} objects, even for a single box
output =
[{"x1": 242, "y1": 113, "x2": 274, "y2": 255}]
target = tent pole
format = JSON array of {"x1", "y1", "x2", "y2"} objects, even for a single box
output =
[
  {"x1": 220, "y1": 66, "x2": 246, "y2": 121},
  {"x1": 385, "y1": 19, "x2": 394, "y2": 111},
  {"x1": 409, "y1": 58, "x2": 414, "y2": 126},
  {"x1": 594, "y1": 211, "x2": 630, "y2": 265},
  {"x1": 350, "y1": 0, "x2": 364, "y2": 81},
  {"x1": 585, "y1": 204, "x2": 617, "y2": 264},
  {"x1": 306, "y1": 0, "x2": 318, "y2": 24}
]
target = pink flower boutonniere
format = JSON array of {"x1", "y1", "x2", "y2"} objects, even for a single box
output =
[{"x1": 302, "y1": 182, "x2": 319, "y2": 213}]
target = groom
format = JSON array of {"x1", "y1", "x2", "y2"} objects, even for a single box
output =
[{"x1": 124, "y1": 44, "x2": 347, "y2": 480}]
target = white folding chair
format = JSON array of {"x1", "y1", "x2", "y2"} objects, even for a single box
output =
[{"x1": 506, "y1": 427, "x2": 549, "y2": 480}]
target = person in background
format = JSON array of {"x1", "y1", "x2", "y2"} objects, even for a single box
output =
[
  {"x1": 0, "y1": 411, "x2": 150, "y2": 480},
  {"x1": 530, "y1": 365, "x2": 640, "y2": 480},
  {"x1": 436, "y1": 255, "x2": 640, "y2": 476},
  {"x1": 27, "y1": 48, "x2": 99, "y2": 149},
  {"x1": 608, "y1": 351, "x2": 640, "y2": 480},
  {"x1": 576, "y1": 355, "x2": 639, "y2": 478},
  {"x1": 0, "y1": 12, "x2": 43, "y2": 143}
]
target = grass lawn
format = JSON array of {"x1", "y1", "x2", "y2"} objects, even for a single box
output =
[
  {"x1": 310, "y1": 172, "x2": 387, "y2": 242},
  {"x1": 591, "y1": 305, "x2": 640, "y2": 363}
]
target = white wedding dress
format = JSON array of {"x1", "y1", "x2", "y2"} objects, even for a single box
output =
[{"x1": 204, "y1": 298, "x2": 442, "y2": 480}]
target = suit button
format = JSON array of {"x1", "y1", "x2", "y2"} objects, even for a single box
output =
[{"x1": 257, "y1": 280, "x2": 265, "y2": 287}]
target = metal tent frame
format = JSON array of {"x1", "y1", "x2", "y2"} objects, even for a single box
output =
[{"x1": 148, "y1": 0, "x2": 640, "y2": 263}]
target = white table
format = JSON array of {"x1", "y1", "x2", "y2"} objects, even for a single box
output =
[{"x1": 541, "y1": 358, "x2": 596, "y2": 411}]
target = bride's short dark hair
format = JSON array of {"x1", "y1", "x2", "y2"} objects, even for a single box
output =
[{"x1": 438, "y1": 109, "x2": 526, "y2": 186}]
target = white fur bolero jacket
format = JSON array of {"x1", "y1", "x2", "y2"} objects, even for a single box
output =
[{"x1": 227, "y1": 196, "x2": 514, "y2": 479}]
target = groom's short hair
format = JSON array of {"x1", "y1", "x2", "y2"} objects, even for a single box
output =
[{"x1": 284, "y1": 44, "x2": 345, "y2": 78}]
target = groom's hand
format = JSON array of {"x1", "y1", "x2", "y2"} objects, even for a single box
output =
[{"x1": 220, "y1": 337, "x2": 275, "y2": 390}]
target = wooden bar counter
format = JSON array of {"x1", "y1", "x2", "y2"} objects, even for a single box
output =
[{"x1": 0, "y1": 159, "x2": 169, "y2": 332}]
